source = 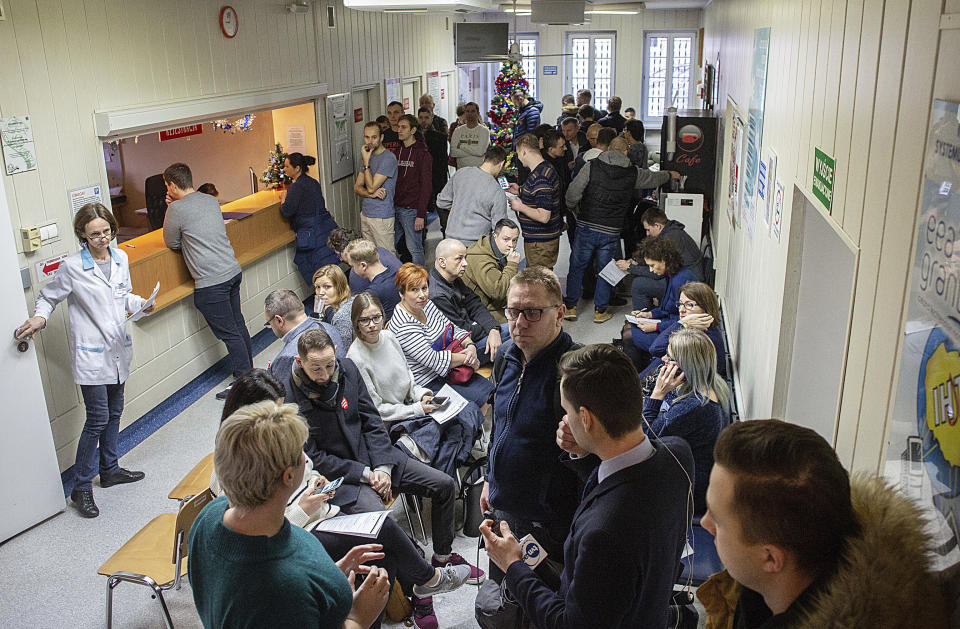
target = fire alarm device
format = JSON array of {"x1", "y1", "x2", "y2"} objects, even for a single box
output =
[{"x1": 220, "y1": 6, "x2": 238, "y2": 38}]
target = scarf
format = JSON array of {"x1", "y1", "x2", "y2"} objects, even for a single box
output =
[{"x1": 291, "y1": 362, "x2": 341, "y2": 409}]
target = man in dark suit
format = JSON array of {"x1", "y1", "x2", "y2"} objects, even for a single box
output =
[
  {"x1": 288, "y1": 328, "x2": 482, "y2": 579},
  {"x1": 480, "y1": 344, "x2": 694, "y2": 629}
]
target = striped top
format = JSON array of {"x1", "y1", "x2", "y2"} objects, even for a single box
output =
[
  {"x1": 517, "y1": 161, "x2": 564, "y2": 242},
  {"x1": 388, "y1": 300, "x2": 468, "y2": 386}
]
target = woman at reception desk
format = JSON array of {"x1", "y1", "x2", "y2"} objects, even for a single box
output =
[{"x1": 280, "y1": 152, "x2": 339, "y2": 286}]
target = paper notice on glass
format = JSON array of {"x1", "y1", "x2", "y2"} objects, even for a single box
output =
[
  {"x1": 128, "y1": 282, "x2": 160, "y2": 322},
  {"x1": 430, "y1": 383, "x2": 468, "y2": 425},
  {"x1": 625, "y1": 314, "x2": 661, "y2": 326},
  {"x1": 310, "y1": 510, "x2": 390, "y2": 538},
  {"x1": 598, "y1": 259, "x2": 628, "y2": 287}
]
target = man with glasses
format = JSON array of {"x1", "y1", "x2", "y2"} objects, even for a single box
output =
[
  {"x1": 263, "y1": 289, "x2": 343, "y2": 383},
  {"x1": 480, "y1": 266, "x2": 581, "y2": 586}
]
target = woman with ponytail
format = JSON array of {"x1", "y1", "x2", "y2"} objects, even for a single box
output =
[{"x1": 282, "y1": 152, "x2": 340, "y2": 285}]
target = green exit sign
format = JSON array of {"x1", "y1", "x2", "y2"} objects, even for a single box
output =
[{"x1": 812, "y1": 147, "x2": 835, "y2": 212}]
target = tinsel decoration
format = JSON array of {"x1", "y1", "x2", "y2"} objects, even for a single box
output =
[
  {"x1": 487, "y1": 58, "x2": 529, "y2": 177},
  {"x1": 213, "y1": 114, "x2": 256, "y2": 133},
  {"x1": 260, "y1": 143, "x2": 290, "y2": 190}
]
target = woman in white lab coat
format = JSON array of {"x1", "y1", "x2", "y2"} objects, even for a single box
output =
[{"x1": 16, "y1": 203, "x2": 152, "y2": 518}]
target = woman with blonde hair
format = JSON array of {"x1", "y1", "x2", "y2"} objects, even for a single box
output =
[
  {"x1": 313, "y1": 264, "x2": 356, "y2": 345},
  {"x1": 643, "y1": 327, "x2": 729, "y2": 514}
]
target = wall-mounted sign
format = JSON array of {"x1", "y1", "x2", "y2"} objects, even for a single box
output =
[
  {"x1": 354, "y1": 108, "x2": 364, "y2": 123},
  {"x1": 403, "y1": 97, "x2": 410, "y2": 111},
  {"x1": 36, "y1": 253, "x2": 68, "y2": 282},
  {"x1": 386, "y1": 78, "x2": 401, "y2": 106},
  {"x1": 812, "y1": 147, "x2": 835, "y2": 212},
  {"x1": 158, "y1": 125, "x2": 202, "y2": 142},
  {"x1": 68, "y1": 184, "x2": 102, "y2": 217},
  {"x1": 285, "y1": 125, "x2": 306, "y2": 154},
  {"x1": 326, "y1": 93, "x2": 354, "y2": 183},
  {"x1": 0, "y1": 115, "x2": 36, "y2": 174},
  {"x1": 772, "y1": 178, "x2": 784, "y2": 243},
  {"x1": 543, "y1": 66, "x2": 558, "y2": 76}
]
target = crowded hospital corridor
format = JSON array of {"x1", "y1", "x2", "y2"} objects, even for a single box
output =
[{"x1": 1, "y1": 0, "x2": 960, "y2": 627}]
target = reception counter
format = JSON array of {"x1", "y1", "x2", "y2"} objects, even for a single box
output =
[{"x1": 120, "y1": 190, "x2": 294, "y2": 312}]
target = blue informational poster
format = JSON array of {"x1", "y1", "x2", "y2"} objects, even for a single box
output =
[
  {"x1": 887, "y1": 99, "x2": 960, "y2": 570},
  {"x1": 741, "y1": 27, "x2": 770, "y2": 241}
]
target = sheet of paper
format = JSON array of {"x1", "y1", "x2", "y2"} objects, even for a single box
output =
[
  {"x1": 597, "y1": 259, "x2": 628, "y2": 287},
  {"x1": 127, "y1": 282, "x2": 160, "y2": 322},
  {"x1": 624, "y1": 314, "x2": 661, "y2": 326},
  {"x1": 430, "y1": 383, "x2": 468, "y2": 425},
  {"x1": 310, "y1": 510, "x2": 390, "y2": 538}
]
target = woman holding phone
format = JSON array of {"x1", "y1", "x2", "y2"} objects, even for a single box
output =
[{"x1": 16, "y1": 203, "x2": 151, "y2": 518}]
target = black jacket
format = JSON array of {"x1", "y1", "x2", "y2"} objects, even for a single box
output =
[
  {"x1": 661, "y1": 219, "x2": 704, "y2": 280},
  {"x1": 599, "y1": 111, "x2": 626, "y2": 133},
  {"x1": 504, "y1": 437, "x2": 695, "y2": 629},
  {"x1": 287, "y1": 357, "x2": 406, "y2": 507},
  {"x1": 423, "y1": 127, "x2": 449, "y2": 195},
  {"x1": 427, "y1": 268, "x2": 499, "y2": 340},
  {"x1": 575, "y1": 154, "x2": 638, "y2": 233}
]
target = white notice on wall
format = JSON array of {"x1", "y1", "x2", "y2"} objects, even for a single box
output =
[
  {"x1": 0, "y1": 115, "x2": 37, "y2": 174},
  {"x1": 772, "y1": 178, "x2": 784, "y2": 243},
  {"x1": 36, "y1": 253, "x2": 68, "y2": 282},
  {"x1": 68, "y1": 184, "x2": 103, "y2": 217},
  {"x1": 286, "y1": 126, "x2": 306, "y2": 154}
]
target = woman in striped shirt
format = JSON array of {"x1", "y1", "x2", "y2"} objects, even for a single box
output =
[{"x1": 388, "y1": 263, "x2": 494, "y2": 409}]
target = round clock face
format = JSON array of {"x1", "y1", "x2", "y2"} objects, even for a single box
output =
[{"x1": 220, "y1": 6, "x2": 238, "y2": 38}]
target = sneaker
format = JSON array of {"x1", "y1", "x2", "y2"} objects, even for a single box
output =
[
  {"x1": 431, "y1": 551, "x2": 486, "y2": 585},
  {"x1": 100, "y1": 468, "x2": 146, "y2": 487},
  {"x1": 564, "y1": 305, "x2": 578, "y2": 321},
  {"x1": 215, "y1": 385, "x2": 232, "y2": 400},
  {"x1": 412, "y1": 564, "x2": 471, "y2": 597},
  {"x1": 70, "y1": 489, "x2": 99, "y2": 518},
  {"x1": 412, "y1": 596, "x2": 439, "y2": 629},
  {"x1": 594, "y1": 309, "x2": 613, "y2": 324}
]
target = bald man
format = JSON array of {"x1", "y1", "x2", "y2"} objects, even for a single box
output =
[{"x1": 428, "y1": 238, "x2": 509, "y2": 363}]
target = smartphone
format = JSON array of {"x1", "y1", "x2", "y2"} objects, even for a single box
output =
[
  {"x1": 312, "y1": 476, "x2": 343, "y2": 496},
  {"x1": 497, "y1": 176, "x2": 509, "y2": 189},
  {"x1": 431, "y1": 396, "x2": 449, "y2": 407}
]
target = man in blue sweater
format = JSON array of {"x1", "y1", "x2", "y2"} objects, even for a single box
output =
[{"x1": 481, "y1": 344, "x2": 694, "y2": 629}]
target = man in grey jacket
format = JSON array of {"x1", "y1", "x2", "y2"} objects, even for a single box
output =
[
  {"x1": 436, "y1": 145, "x2": 509, "y2": 247},
  {"x1": 163, "y1": 162, "x2": 252, "y2": 399}
]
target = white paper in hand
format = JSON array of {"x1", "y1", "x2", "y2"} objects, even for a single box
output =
[
  {"x1": 430, "y1": 383, "x2": 468, "y2": 424},
  {"x1": 128, "y1": 282, "x2": 160, "y2": 322},
  {"x1": 625, "y1": 314, "x2": 661, "y2": 325},
  {"x1": 598, "y1": 259, "x2": 628, "y2": 287}
]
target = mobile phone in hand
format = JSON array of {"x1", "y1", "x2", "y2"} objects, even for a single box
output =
[
  {"x1": 313, "y1": 476, "x2": 343, "y2": 496},
  {"x1": 431, "y1": 396, "x2": 449, "y2": 407},
  {"x1": 498, "y1": 176, "x2": 509, "y2": 189}
]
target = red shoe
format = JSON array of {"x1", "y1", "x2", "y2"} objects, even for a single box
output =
[
  {"x1": 412, "y1": 596, "x2": 439, "y2": 629},
  {"x1": 431, "y1": 552, "x2": 486, "y2": 585}
]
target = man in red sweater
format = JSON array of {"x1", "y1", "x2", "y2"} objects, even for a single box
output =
[{"x1": 394, "y1": 114, "x2": 433, "y2": 265}]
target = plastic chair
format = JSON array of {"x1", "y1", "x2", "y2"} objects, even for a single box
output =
[
  {"x1": 97, "y1": 489, "x2": 214, "y2": 628},
  {"x1": 677, "y1": 516, "x2": 724, "y2": 587},
  {"x1": 168, "y1": 453, "x2": 215, "y2": 504}
]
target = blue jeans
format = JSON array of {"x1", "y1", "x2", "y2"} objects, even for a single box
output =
[
  {"x1": 475, "y1": 322, "x2": 511, "y2": 366},
  {"x1": 394, "y1": 206, "x2": 425, "y2": 266},
  {"x1": 565, "y1": 225, "x2": 621, "y2": 310},
  {"x1": 630, "y1": 269, "x2": 666, "y2": 311},
  {"x1": 194, "y1": 273, "x2": 253, "y2": 378},
  {"x1": 75, "y1": 382, "x2": 124, "y2": 490}
]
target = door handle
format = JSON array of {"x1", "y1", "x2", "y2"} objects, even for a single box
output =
[{"x1": 13, "y1": 329, "x2": 29, "y2": 353}]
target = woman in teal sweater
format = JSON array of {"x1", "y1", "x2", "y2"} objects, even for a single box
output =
[{"x1": 188, "y1": 400, "x2": 390, "y2": 629}]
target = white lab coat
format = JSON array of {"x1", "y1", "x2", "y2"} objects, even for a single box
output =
[{"x1": 33, "y1": 246, "x2": 146, "y2": 386}]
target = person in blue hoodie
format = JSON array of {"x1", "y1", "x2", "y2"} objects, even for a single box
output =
[{"x1": 282, "y1": 152, "x2": 340, "y2": 286}]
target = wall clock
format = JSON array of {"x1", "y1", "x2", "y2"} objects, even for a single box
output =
[{"x1": 220, "y1": 6, "x2": 238, "y2": 38}]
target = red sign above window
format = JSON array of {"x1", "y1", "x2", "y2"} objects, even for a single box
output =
[{"x1": 159, "y1": 125, "x2": 203, "y2": 142}]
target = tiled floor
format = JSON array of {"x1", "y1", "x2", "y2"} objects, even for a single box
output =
[{"x1": 0, "y1": 222, "x2": 704, "y2": 628}]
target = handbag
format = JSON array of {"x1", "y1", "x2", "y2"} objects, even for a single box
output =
[{"x1": 431, "y1": 323, "x2": 474, "y2": 385}]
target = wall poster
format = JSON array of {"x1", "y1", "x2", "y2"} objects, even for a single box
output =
[
  {"x1": 886, "y1": 99, "x2": 960, "y2": 571},
  {"x1": 741, "y1": 27, "x2": 771, "y2": 242},
  {"x1": 385, "y1": 78, "x2": 402, "y2": 107},
  {"x1": 325, "y1": 93, "x2": 354, "y2": 183},
  {"x1": 725, "y1": 100, "x2": 745, "y2": 228}
]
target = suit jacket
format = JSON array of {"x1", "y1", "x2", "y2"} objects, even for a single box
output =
[
  {"x1": 288, "y1": 357, "x2": 406, "y2": 507},
  {"x1": 504, "y1": 437, "x2": 694, "y2": 629}
]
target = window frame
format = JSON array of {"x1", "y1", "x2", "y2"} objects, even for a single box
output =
[
  {"x1": 564, "y1": 31, "x2": 617, "y2": 113},
  {"x1": 508, "y1": 32, "x2": 540, "y2": 100},
  {"x1": 641, "y1": 29, "x2": 699, "y2": 127}
]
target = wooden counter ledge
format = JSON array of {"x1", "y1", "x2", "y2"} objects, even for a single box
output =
[{"x1": 122, "y1": 190, "x2": 294, "y2": 313}]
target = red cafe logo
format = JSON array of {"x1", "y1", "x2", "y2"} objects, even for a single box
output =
[{"x1": 677, "y1": 124, "x2": 703, "y2": 152}]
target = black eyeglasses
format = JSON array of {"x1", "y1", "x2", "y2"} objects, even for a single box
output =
[
  {"x1": 357, "y1": 313, "x2": 384, "y2": 326},
  {"x1": 504, "y1": 306, "x2": 558, "y2": 322}
]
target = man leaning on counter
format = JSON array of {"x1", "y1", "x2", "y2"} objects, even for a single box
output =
[{"x1": 162, "y1": 162, "x2": 253, "y2": 400}]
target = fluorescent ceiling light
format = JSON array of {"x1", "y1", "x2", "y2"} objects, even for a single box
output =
[{"x1": 382, "y1": 7, "x2": 428, "y2": 10}]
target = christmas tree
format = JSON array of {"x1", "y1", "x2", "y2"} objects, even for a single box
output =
[
  {"x1": 487, "y1": 59, "x2": 529, "y2": 175},
  {"x1": 261, "y1": 143, "x2": 291, "y2": 190}
]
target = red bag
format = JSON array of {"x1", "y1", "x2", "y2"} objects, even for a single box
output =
[{"x1": 432, "y1": 323, "x2": 474, "y2": 384}]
